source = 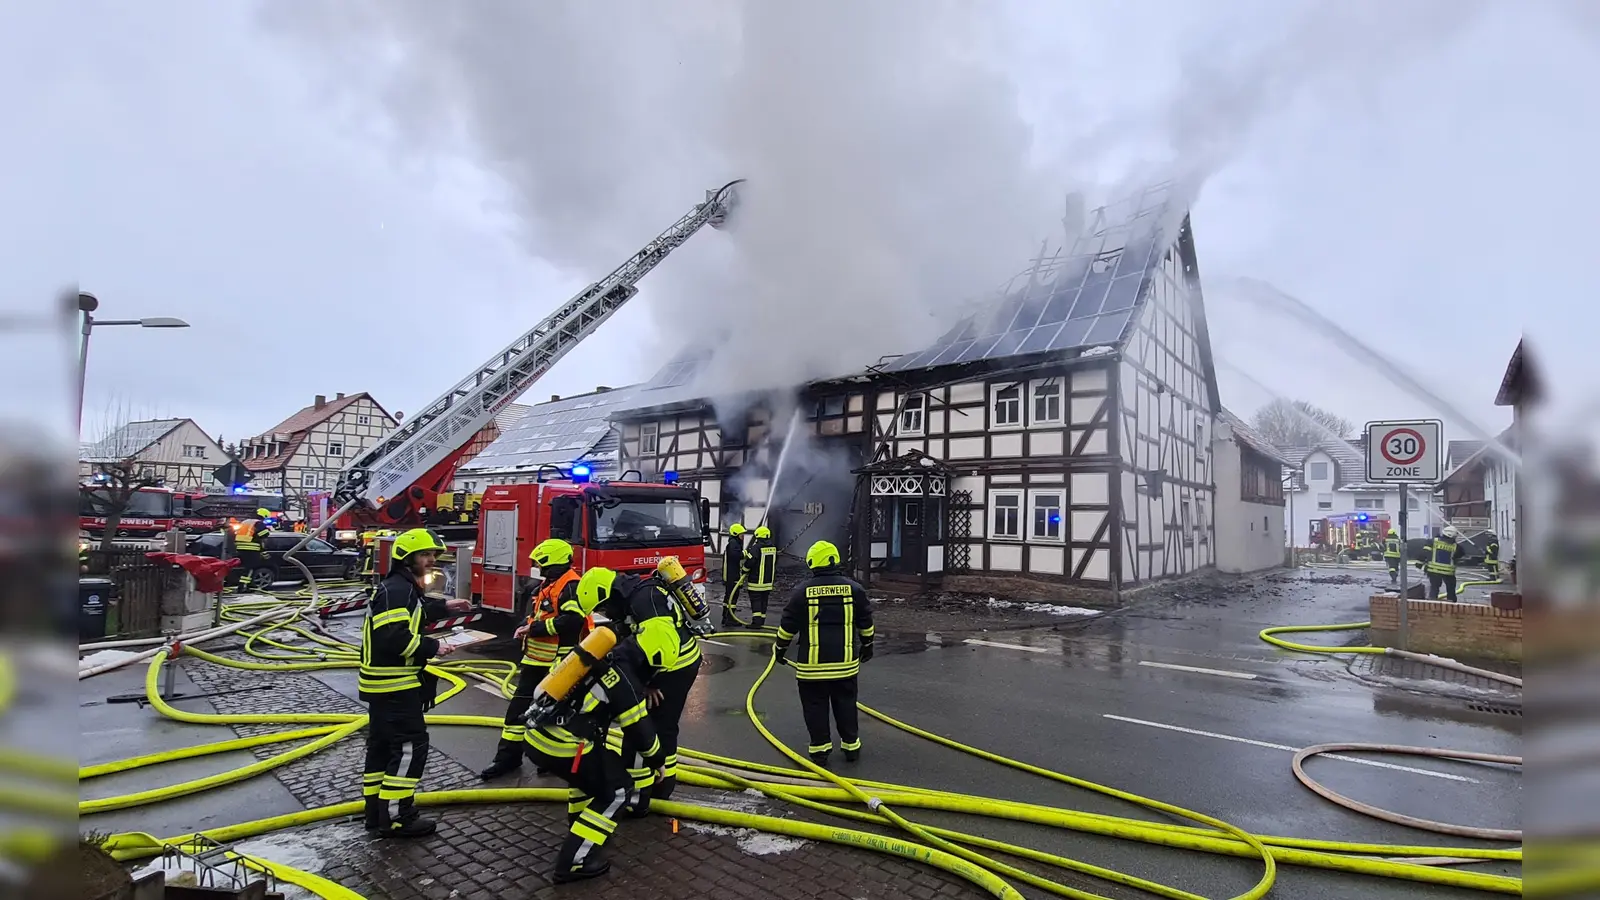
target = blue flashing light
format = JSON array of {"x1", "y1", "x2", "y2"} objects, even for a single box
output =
[
  {"x1": 1357, "y1": 513, "x2": 1369, "y2": 522},
  {"x1": 570, "y1": 463, "x2": 592, "y2": 484},
  {"x1": 232, "y1": 485, "x2": 248, "y2": 494},
  {"x1": 662, "y1": 470, "x2": 679, "y2": 484}
]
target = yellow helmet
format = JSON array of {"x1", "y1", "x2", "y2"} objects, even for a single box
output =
[
  {"x1": 529, "y1": 538, "x2": 574, "y2": 567},
  {"x1": 729, "y1": 523, "x2": 747, "y2": 536},
  {"x1": 634, "y1": 618, "x2": 681, "y2": 669},
  {"x1": 256, "y1": 508, "x2": 272, "y2": 518},
  {"x1": 576, "y1": 567, "x2": 618, "y2": 615},
  {"x1": 754, "y1": 525, "x2": 771, "y2": 539},
  {"x1": 806, "y1": 540, "x2": 840, "y2": 570},
  {"x1": 391, "y1": 528, "x2": 447, "y2": 562}
]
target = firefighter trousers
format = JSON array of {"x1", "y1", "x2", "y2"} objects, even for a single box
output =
[
  {"x1": 1385, "y1": 557, "x2": 1401, "y2": 582},
  {"x1": 525, "y1": 743, "x2": 631, "y2": 875},
  {"x1": 639, "y1": 656, "x2": 700, "y2": 801},
  {"x1": 235, "y1": 549, "x2": 267, "y2": 589},
  {"x1": 363, "y1": 689, "x2": 430, "y2": 828},
  {"x1": 721, "y1": 577, "x2": 745, "y2": 625},
  {"x1": 797, "y1": 676, "x2": 859, "y2": 759},
  {"x1": 1427, "y1": 572, "x2": 1459, "y2": 602},
  {"x1": 491, "y1": 663, "x2": 551, "y2": 763},
  {"x1": 746, "y1": 588, "x2": 771, "y2": 628}
]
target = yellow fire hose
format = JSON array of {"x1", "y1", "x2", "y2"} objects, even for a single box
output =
[{"x1": 72, "y1": 602, "x2": 1523, "y2": 898}]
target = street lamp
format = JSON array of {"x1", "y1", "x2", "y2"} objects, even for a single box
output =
[{"x1": 76, "y1": 291, "x2": 190, "y2": 433}]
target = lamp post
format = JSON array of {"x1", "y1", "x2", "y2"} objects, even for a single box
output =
[{"x1": 75, "y1": 291, "x2": 190, "y2": 434}]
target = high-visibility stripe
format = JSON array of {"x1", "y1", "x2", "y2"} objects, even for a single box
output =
[
  {"x1": 776, "y1": 627, "x2": 795, "y2": 640},
  {"x1": 526, "y1": 728, "x2": 591, "y2": 758},
  {"x1": 371, "y1": 608, "x2": 411, "y2": 627},
  {"x1": 578, "y1": 808, "x2": 617, "y2": 835},
  {"x1": 662, "y1": 637, "x2": 700, "y2": 672},
  {"x1": 571, "y1": 821, "x2": 609, "y2": 845},
  {"x1": 841, "y1": 738, "x2": 862, "y2": 751},
  {"x1": 858, "y1": 624, "x2": 875, "y2": 639},
  {"x1": 807, "y1": 598, "x2": 820, "y2": 666},
  {"x1": 792, "y1": 662, "x2": 861, "y2": 680},
  {"x1": 843, "y1": 598, "x2": 855, "y2": 665},
  {"x1": 357, "y1": 674, "x2": 422, "y2": 692},
  {"x1": 807, "y1": 743, "x2": 832, "y2": 754},
  {"x1": 361, "y1": 773, "x2": 382, "y2": 796},
  {"x1": 615, "y1": 701, "x2": 648, "y2": 728}
]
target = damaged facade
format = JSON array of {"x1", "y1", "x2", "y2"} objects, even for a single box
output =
[{"x1": 610, "y1": 183, "x2": 1227, "y2": 593}]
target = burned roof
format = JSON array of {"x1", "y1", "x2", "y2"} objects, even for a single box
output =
[{"x1": 461, "y1": 387, "x2": 641, "y2": 475}]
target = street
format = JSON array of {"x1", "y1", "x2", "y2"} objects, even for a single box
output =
[{"x1": 78, "y1": 567, "x2": 1521, "y2": 899}]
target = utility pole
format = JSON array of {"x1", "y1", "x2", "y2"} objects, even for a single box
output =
[{"x1": 1397, "y1": 483, "x2": 1410, "y2": 645}]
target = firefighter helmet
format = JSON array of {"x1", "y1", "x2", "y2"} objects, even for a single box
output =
[
  {"x1": 754, "y1": 525, "x2": 771, "y2": 539},
  {"x1": 806, "y1": 540, "x2": 841, "y2": 570},
  {"x1": 576, "y1": 567, "x2": 618, "y2": 615},
  {"x1": 256, "y1": 507, "x2": 272, "y2": 518},
  {"x1": 634, "y1": 618, "x2": 681, "y2": 669},
  {"x1": 729, "y1": 523, "x2": 747, "y2": 536},
  {"x1": 529, "y1": 538, "x2": 574, "y2": 567},
  {"x1": 391, "y1": 528, "x2": 447, "y2": 562}
]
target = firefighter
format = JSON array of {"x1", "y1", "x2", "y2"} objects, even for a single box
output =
[
  {"x1": 360, "y1": 528, "x2": 474, "y2": 837},
  {"x1": 1424, "y1": 526, "x2": 1465, "y2": 603},
  {"x1": 1484, "y1": 537, "x2": 1501, "y2": 580},
  {"x1": 233, "y1": 517, "x2": 270, "y2": 591},
  {"x1": 743, "y1": 525, "x2": 778, "y2": 629},
  {"x1": 772, "y1": 540, "x2": 874, "y2": 767},
  {"x1": 78, "y1": 536, "x2": 90, "y2": 575},
  {"x1": 1382, "y1": 529, "x2": 1403, "y2": 584},
  {"x1": 480, "y1": 538, "x2": 590, "y2": 780},
  {"x1": 720, "y1": 522, "x2": 747, "y2": 628},
  {"x1": 522, "y1": 628, "x2": 670, "y2": 883},
  {"x1": 575, "y1": 566, "x2": 702, "y2": 802}
]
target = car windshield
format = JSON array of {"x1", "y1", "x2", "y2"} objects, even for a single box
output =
[{"x1": 589, "y1": 496, "x2": 701, "y2": 548}]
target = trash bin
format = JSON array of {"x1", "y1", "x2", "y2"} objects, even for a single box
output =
[{"x1": 79, "y1": 577, "x2": 115, "y2": 643}]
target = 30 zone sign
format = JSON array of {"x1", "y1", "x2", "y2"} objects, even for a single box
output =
[{"x1": 1364, "y1": 420, "x2": 1443, "y2": 484}]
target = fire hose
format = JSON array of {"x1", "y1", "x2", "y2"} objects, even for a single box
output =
[{"x1": 65, "y1": 615, "x2": 1524, "y2": 899}]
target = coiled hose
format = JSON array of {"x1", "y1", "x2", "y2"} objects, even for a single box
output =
[{"x1": 72, "y1": 597, "x2": 1522, "y2": 898}]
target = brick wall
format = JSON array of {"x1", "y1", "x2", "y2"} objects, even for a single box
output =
[{"x1": 1369, "y1": 594, "x2": 1522, "y2": 661}]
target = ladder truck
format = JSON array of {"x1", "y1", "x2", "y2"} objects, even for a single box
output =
[{"x1": 310, "y1": 179, "x2": 743, "y2": 623}]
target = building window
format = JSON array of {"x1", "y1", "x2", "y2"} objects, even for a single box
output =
[
  {"x1": 899, "y1": 393, "x2": 925, "y2": 436},
  {"x1": 1317, "y1": 493, "x2": 1334, "y2": 510},
  {"x1": 1408, "y1": 496, "x2": 1420, "y2": 510},
  {"x1": 1263, "y1": 515, "x2": 1269, "y2": 531},
  {"x1": 993, "y1": 385, "x2": 1022, "y2": 427},
  {"x1": 1308, "y1": 461, "x2": 1329, "y2": 481},
  {"x1": 1029, "y1": 491, "x2": 1063, "y2": 542},
  {"x1": 903, "y1": 501, "x2": 921, "y2": 526},
  {"x1": 640, "y1": 423, "x2": 659, "y2": 455},
  {"x1": 357, "y1": 415, "x2": 371, "y2": 425},
  {"x1": 1181, "y1": 500, "x2": 1193, "y2": 544},
  {"x1": 1031, "y1": 381, "x2": 1062, "y2": 425},
  {"x1": 1354, "y1": 497, "x2": 1385, "y2": 510},
  {"x1": 990, "y1": 491, "x2": 1022, "y2": 540},
  {"x1": 302, "y1": 472, "x2": 319, "y2": 489},
  {"x1": 182, "y1": 444, "x2": 207, "y2": 459},
  {"x1": 819, "y1": 396, "x2": 846, "y2": 417},
  {"x1": 327, "y1": 442, "x2": 344, "y2": 457}
]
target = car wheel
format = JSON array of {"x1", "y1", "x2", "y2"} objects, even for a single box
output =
[
  {"x1": 251, "y1": 566, "x2": 277, "y2": 589},
  {"x1": 342, "y1": 562, "x2": 358, "y2": 582}
]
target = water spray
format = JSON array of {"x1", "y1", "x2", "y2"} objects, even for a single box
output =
[{"x1": 758, "y1": 406, "x2": 806, "y2": 530}]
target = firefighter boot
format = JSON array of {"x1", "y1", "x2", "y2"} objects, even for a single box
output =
[
  {"x1": 479, "y1": 741, "x2": 523, "y2": 780},
  {"x1": 809, "y1": 750, "x2": 831, "y2": 768},
  {"x1": 624, "y1": 786, "x2": 652, "y2": 820},
  {"x1": 654, "y1": 773, "x2": 678, "y2": 802},
  {"x1": 383, "y1": 801, "x2": 438, "y2": 838},
  {"x1": 844, "y1": 746, "x2": 861, "y2": 763},
  {"x1": 363, "y1": 797, "x2": 385, "y2": 833},
  {"x1": 751, "y1": 613, "x2": 766, "y2": 630},
  {"x1": 552, "y1": 834, "x2": 611, "y2": 884}
]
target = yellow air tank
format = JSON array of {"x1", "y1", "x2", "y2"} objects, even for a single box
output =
[
  {"x1": 658, "y1": 556, "x2": 714, "y2": 633},
  {"x1": 533, "y1": 626, "x2": 618, "y2": 704}
]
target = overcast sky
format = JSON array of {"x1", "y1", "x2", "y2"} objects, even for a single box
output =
[{"x1": 6, "y1": 0, "x2": 1594, "y2": 457}]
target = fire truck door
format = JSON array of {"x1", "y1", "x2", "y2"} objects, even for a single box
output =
[
  {"x1": 547, "y1": 495, "x2": 585, "y2": 570},
  {"x1": 479, "y1": 500, "x2": 520, "y2": 613}
]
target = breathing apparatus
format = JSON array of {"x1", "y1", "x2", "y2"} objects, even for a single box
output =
[
  {"x1": 654, "y1": 556, "x2": 714, "y2": 636},
  {"x1": 525, "y1": 627, "x2": 620, "y2": 736}
]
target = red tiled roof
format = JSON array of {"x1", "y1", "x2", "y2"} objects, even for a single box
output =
[{"x1": 242, "y1": 392, "x2": 387, "y2": 472}]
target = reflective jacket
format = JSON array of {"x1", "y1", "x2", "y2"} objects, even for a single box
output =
[
  {"x1": 1485, "y1": 541, "x2": 1500, "y2": 564},
  {"x1": 775, "y1": 569, "x2": 875, "y2": 681},
  {"x1": 525, "y1": 644, "x2": 665, "y2": 765},
  {"x1": 744, "y1": 536, "x2": 778, "y2": 591},
  {"x1": 1383, "y1": 537, "x2": 1402, "y2": 559},
  {"x1": 521, "y1": 568, "x2": 588, "y2": 667},
  {"x1": 1424, "y1": 537, "x2": 1462, "y2": 575},
  {"x1": 721, "y1": 533, "x2": 746, "y2": 585},
  {"x1": 607, "y1": 573, "x2": 702, "y2": 675},
  {"x1": 359, "y1": 569, "x2": 451, "y2": 699},
  {"x1": 234, "y1": 519, "x2": 266, "y2": 552}
]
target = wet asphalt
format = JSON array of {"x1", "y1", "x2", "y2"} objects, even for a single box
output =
[{"x1": 78, "y1": 566, "x2": 1521, "y2": 898}]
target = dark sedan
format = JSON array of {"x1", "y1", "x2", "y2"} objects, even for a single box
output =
[{"x1": 188, "y1": 531, "x2": 362, "y2": 586}]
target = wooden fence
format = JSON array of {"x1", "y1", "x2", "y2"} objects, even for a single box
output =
[{"x1": 85, "y1": 549, "x2": 163, "y2": 639}]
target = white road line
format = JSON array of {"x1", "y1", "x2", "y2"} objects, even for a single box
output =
[
  {"x1": 1138, "y1": 660, "x2": 1258, "y2": 680},
  {"x1": 474, "y1": 683, "x2": 506, "y2": 697},
  {"x1": 963, "y1": 638, "x2": 1056, "y2": 654},
  {"x1": 1103, "y1": 715, "x2": 1478, "y2": 783}
]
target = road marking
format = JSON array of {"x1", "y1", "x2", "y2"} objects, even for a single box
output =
[
  {"x1": 1137, "y1": 660, "x2": 1258, "y2": 680},
  {"x1": 963, "y1": 638, "x2": 1056, "y2": 654},
  {"x1": 1102, "y1": 715, "x2": 1478, "y2": 783},
  {"x1": 474, "y1": 683, "x2": 506, "y2": 697}
]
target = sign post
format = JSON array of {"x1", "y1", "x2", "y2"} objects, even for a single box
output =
[{"x1": 1364, "y1": 419, "x2": 1444, "y2": 648}]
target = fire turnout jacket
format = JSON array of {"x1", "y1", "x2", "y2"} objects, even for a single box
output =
[
  {"x1": 359, "y1": 569, "x2": 451, "y2": 699},
  {"x1": 607, "y1": 573, "x2": 702, "y2": 675},
  {"x1": 525, "y1": 643, "x2": 665, "y2": 765},
  {"x1": 520, "y1": 567, "x2": 588, "y2": 667},
  {"x1": 721, "y1": 532, "x2": 746, "y2": 585},
  {"x1": 774, "y1": 569, "x2": 875, "y2": 681},
  {"x1": 743, "y1": 536, "x2": 777, "y2": 591}
]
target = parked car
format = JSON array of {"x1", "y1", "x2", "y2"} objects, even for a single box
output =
[{"x1": 188, "y1": 531, "x2": 362, "y2": 586}]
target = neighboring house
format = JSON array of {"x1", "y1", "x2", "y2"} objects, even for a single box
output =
[
  {"x1": 1439, "y1": 439, "x2": 1490, "y2": 525},
  {"x1": 240, "y1": 392, "x2": 397, "y2": 514},
  {"x1": 454, "y1": 387, "x2": 636, "y2": 490},
  {"x1": 612, "y1": 182, "x2": 1223, "y2": 593},
  {"x1": 79, "y1": 418, "x2": 229, "y2": 491},
  {"x1": 1492, "y1": 337, "x2": 1543, "y2": 568},
  {"x1": 1212, "y1": 409, "x2": 1289, "y2": 573},
  {"x1": 1281, "y1": 438, "x2": 1443, "y2": 542}
]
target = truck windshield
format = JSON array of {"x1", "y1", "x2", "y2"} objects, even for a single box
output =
[
  {"x1": 590, "y1": 496, "x2": 702, "y2": 548},
  {"x1": 80, "y1": 488, "x2": 173, "y2": 517}
]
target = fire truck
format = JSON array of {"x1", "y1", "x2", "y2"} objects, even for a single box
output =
[
  {"x1": 79, "y1": 485, "x2": 189, "y2": 538},
  {"x1": 307, "y1": 179, "x2": 743, "y2": 623},
  {"x1": 1310, "y1": 512, "x2": 1392, "y2": 558}
]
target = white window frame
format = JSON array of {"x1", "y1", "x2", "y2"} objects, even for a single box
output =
[
  {"x1": 640, "y1": 422, "x2": 659, "y2": 455},
  {"x1": 357, "y1": 414, "x2": 371, "y2": 426},
  {"x1": 327, "y1": 441, "x2": 344, "y2": 457},
  {"x1": 1029, "y1": 380, "x2": 1062, "y2": 426},
  {"x1": 1354, "y1": 497, "x2": 1386, "y2": 510},
  {"x1": 991, "y1": 384, "x2": 1023, "y2": 429},
  {"x1": 1026, "y1": 489, "x2": 1064, "y2": 543},
  {"x1": 182, "y1": 444, "x2": 206, "y2": 459},
  {"x1": 989, "y1": 490, "x2": 1023, "y2": 541},
  {"x1": 898, "y1": 393, "x2": 926, "y2": 436},
  {"x1": 1316, "y1": 493, "x2": 1334, "y2": 510},
  {"x1": 1308, "y1": 461, "x2": 1330, "y2": 481},
  {"x1": 301, "y1": 471, "x2": 319, "y2": 489}
]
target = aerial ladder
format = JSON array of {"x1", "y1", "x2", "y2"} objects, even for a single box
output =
[{"x1": 311, "y1": 179, "x2": 744, "y2": 540}]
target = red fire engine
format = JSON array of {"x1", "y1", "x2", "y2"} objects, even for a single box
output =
[
  {"x1": 1310, "y1": 512, "x2": 1392, "y2": 557},
  {"x1": 79, "y1": 485, "x2": 183, "y2": 537}
]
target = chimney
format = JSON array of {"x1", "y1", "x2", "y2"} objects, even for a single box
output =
[
  {"x1": 551, "y1": 394, "x2": 561, "y2": 403},
  {"x1": 314, "y1": 395, "x2": 327, "y2": 409},
  {"x1": 595, "y1": 385, "x2": 612, "y2": 393},
  {"x1": 336, "y1": 392, "x2": 346, "y2": 400}
]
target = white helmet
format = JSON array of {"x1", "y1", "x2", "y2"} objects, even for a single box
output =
[{"x1": 1442, "y1": 526, "x2": 1460, "y2": 539}]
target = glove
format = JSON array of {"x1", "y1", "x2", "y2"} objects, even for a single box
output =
[
  {"x1": 771, "y1": 643, "x2": 789, "y2": 666},
  {"x1": 860, "y1": 642, "x2": 874, "y2": 663}
]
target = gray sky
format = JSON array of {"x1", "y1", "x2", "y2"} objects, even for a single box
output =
[{"x1": 6, "y1": 0, "x2": 1594, "y2": 454}]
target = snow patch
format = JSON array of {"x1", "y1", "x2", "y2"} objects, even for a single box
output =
[
  {"x1": 692, "y1": 789, "x2": 769, "y2": 815},
  {"x1": 981, "y1": 598, "x2": 1101, "y2": 617},
  {"x1": 683, "y1": 823, "x2": 810, "y2": 856}
]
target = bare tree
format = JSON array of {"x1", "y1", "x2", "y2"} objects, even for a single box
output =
[
  {"x1": 81, "y1": 403, "x2": 165, "y2": 551},
  {"x1": 1250, "y1": 398, "x2": 1354, "y2": 448}
]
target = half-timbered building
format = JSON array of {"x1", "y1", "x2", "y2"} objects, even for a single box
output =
[{"x1": 609, "y1": 182, "x2": 1227, "y2": 594}]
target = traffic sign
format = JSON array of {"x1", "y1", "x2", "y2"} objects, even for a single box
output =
[
  {"x1": 212, "y1": 460, "x2": 252, "y2": 489},
  {"x1": 1364, "y1": 419, "x2": 1443, "y2": 483}
]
